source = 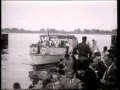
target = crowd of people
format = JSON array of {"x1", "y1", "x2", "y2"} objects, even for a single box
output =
[
  {"x1": 37, "y1": 36, "x2": 71, "y2": 49},
  {"x1": 13, "y1": 36, "x2": 118, "y2": 90}
]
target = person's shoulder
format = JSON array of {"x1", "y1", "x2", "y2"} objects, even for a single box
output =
[{"x1": 74, "y1": 77, "x2": 81, "y2": 82}]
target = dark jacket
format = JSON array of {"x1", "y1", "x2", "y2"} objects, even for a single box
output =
[
  {"x1": 96, "y1": 61, "x2": 107, "y2": 79},
  {"x1": 76, "y1": 67, "x2": 98, "y2": 90},
  {"x1": 73, "y1": 42, "x2": 92, "y2": 58},
  {"x1": 102, "y1": 63, "x2": 117, "y2": 88}
]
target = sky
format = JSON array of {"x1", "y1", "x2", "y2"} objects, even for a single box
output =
[{"x1": 2, "y1": 1, "x2": 117, "y2": 31}]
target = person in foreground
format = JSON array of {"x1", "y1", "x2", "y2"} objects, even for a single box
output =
[
  {"x1": 61, "y1": 69, "x2": 81, "y2": 89},
  {"x1": 101, "y1": 54, "x2": 117, "y2": 90}
]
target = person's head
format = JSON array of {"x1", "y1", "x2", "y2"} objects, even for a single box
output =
[
  {"x1": 103, "y1": 46, "x2": 107, "y2": 52},
  {"x1": 50, "y1": 68, "x2": 57, "y2": 74},
  {"x1": 60, "y1": 58, "x2": 64, "y2": 62},
  {"x1": 34, "y1": 79, "x2": 43, "y2": 89},
  {"x1": 51, "y1": 73, "x2": 60, "y2": 82},
  {"x1": 93, "y1": 56, "x2": 101, "y2": 64},
  {"x1": 13, "y1": 82, "x2": 21, "y2": 89},
  {"x1": 53, "y1": 80, "x2": 61, "y2": 89},
  {"x1": 39, "y1": 71, "x2": 48, "y2": 80},
  {"x1": 92, "y1": 39, "x2": 97, "y2": 46},
  {"x1": 103, "y1": 54, "x2": 114, "y2": 67},
  {"x1": 108, "y1": 48, "x2": 114, "y2": 55},
  {"x1": 82, "y1": 36, "x2": 87, "y2": 43},
  {"x1": 93, "y1": 52, "x2": 101, "y2": 63}
]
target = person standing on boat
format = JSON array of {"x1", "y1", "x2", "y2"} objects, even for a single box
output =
[
  {"x1": 73, "y1": 36, "x2": 92, "y2": 59},
  {"x1": 37, "y1": 36, "x2": 43, "y2": 53},
  {"x1": 65, "y1": 41, "x2": 69, "y2": 55}
]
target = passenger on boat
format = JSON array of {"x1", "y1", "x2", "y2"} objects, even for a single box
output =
[
  {"x1": 61, "y1": 40, "x2": 66, "y2": 48},
  {"x1": 101, "y1": 54, "x2": 117, "y2": 90},
  {"x1": 51, "y1": 40, "x2": 55, "y2": 47},
  {"x1": 37, "y1": 38, "x2": 43, "y2": 53},
  {"x1": 13, "y1": 82, "x2": 21, "y2": 90},
  {"x1": 73, "y1": 36, "x2": 92, "y2": 59}
]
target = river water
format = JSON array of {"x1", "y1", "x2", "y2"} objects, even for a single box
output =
[{"x1": 1, "y1": 33, "x2": 111, "y2": 89}]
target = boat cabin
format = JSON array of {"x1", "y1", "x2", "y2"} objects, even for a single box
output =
[{"x1": 30, "y1": 35, "x2": 78, "y2": 55}]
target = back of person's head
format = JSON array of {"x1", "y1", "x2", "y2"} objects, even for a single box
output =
[
  {"x1": 103, "y1": 46, "x2": 107, "y2": 51},
  {"x1": 13, "y1": 82, "x2": 21, "y2": 89},
  {"x1": 94, "y1": 52, "x2": 101, "y2": 57},
  {"x1": 49, "y1": 67, "x2": 57, "y2": 74},
  {"x1": 60, "y1": 58, "x2": 64, "y2": 62},
  {"x1": 82, "y1": 36, "x2": 87, "y2": 43},
  {"x1": 108, "y1": 48, "x2": 114, "y2": 54}
]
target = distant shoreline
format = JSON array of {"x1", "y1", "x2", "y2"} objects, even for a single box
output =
[{"x1": 1, "y1": 32, "x2": 115, "y2": 35}]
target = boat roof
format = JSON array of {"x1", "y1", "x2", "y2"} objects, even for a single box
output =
[{"x1": 40, "y1": 34, "x2": 77, "y2": 39}]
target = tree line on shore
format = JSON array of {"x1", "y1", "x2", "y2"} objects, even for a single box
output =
[{"x1": 1, "y1": 28, "x2": 117, "y2": 34}]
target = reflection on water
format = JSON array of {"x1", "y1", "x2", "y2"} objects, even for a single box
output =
[{"x1": 2, "y1": 33, "x2": 111, "y2": 89}]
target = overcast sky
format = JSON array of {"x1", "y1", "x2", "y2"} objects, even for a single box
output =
[{"x1": 2, "y1": 1, "x2": 117, "y2": 31}]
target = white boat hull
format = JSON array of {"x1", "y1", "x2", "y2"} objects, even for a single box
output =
[{"x1": 31, "y1": 54, "x2": 64, "y2": 65}]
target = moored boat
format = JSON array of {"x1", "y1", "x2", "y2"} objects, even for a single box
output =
[{"x1": 30, "y1": 34, "x2": 78, "y2": 65}]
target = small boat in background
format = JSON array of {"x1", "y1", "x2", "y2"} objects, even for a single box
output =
[{"x1": 29, "y1": 34, "x2": 78, "y2": 65}]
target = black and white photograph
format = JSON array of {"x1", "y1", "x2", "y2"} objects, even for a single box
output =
[{"x1": 1, "y1": 0, "x2": 117, "y2": 90}]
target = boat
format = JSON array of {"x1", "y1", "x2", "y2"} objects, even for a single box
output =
[{"x1": 29, "y1": 34, "x2": 78, "y2": 65}]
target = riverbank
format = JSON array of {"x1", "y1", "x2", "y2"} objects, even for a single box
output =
[{"x1": 1, "y1": 32, "x2": 115, "y2": 35}]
